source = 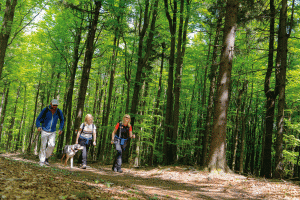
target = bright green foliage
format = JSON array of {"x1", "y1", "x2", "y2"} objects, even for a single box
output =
[{"x1": 0, "y1": 0, "x2": 300, "y2": 179}]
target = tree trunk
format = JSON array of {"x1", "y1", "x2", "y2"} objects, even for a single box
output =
[
  {"x1": 274, "y1": 0, "x2": 289, "y2": 179},
  {"x1": 64, "y1": 23, "x2": 83, "y2": 146},
  {"x1": 0, "y1": 0, "x2": 18, "y2": 79},
  {"x1": 130, "y1": 0, "x2": 159, "y2": 115},
  {"x1": 15, "y1": 85, "x2": 27, "y2": 151},
  {"x1": 27, "y1": 75, "x2": 41, "y2": 154},
  {"x1": 163, "y1": 0, "x2": 177, "y2": 165},
  {"x1": 206, "y1": 0, "x2": 239, "y2": 172},
  {"x1": 6, "y1": 85, "x2": 21, "y2": 151},
  {"x1": 129, "y1": 0, "x2": 159, "y2": 164},
  {"x1": 72, "y1": 1, "x2": 102, "y2": 143},
  {"x1": 232, "y1": 82, "x2": 243, "y2": 171},
  {"x1": 172, "y1": 0, "x2": 190, "y2": 163},
  {"x1": 99, "y1": 37, "x2": 118, "y2": 161},
  {"x1": 202, "y1": 14, "x2": 222, "y2": 166},
  {"x1": 149, "y1": 42, "x2": 165, "y2": 166},
  {"x1": 262, "y1": 0, "x2": 276, "y2": 178},
  {"x1": 0, "y1": 84, "x2": 9, "y2": 144},
  {"x1": 239, "y1": 80, "x2": 248, "y2": 174}
]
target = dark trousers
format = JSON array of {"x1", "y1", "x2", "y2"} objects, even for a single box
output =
[
  {"x1": 113, "y1": 139, "x2": 127, "y2": 170},
  {"x1": 79, "y1": 137, "x2": 91, "y2": 165}
]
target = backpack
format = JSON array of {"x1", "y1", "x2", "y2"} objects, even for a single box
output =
[
  {"x1": 40, "y1": 107, "x2": 62, "y2": 122},
  {"x1": 80, "y1": 123, "x2": 95, "y2": 135},
  {"x1": 118, "y1": 122, "x2": 131, "y2": 138}
]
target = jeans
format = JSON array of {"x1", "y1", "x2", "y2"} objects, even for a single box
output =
[
  {"x1": 113, "y1": 138, "x2": 127, "y2": 170},
  {"x1": 79, "y1": 137, "x2": 91, "y2": 165}
]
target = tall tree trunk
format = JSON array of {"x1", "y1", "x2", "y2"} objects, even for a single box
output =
[
  {"x1": 163, "y1": 0, "x2": 177, "y2": 165},
  {"x1": 202, "y1": 14, "x2": 222, "y2": 166},
  {"x1": 262, "y1": 0, "x2": 276, "y2": 178},
  {"x1": 99, "y1": 37, "x2": 118, "y2": 161},
  {"x1": 123, "y1": 30, "x2": 136, "y2": 114},
  {"x1": 72, "y1": 1, "x2": 102, "y2": 142},
  {"x1": 0, "y1": 84, "x2": 9, "y2": 145},
  {"x1": 0, "y1": 0, "x2": 18, "y2": 79},
  {"x1": 149, "y1": 42, "x2": 165, "y2": 166},
  {"x1": 232, "y1": 82, "x2": 243, "y2": 171},
  {"x1": 130, "y1": 0, "x2": 159, "y2": 115},
  {"x1": 172, "y1": 0, "x2": 190, "y2": 162},
  {"x1": 27, "y1": 67, "x2": 43, "y2": 153},
  {"x1": 239, "y1": 80, "x2": 248, "y2": 174},
  {"x1": 274, "y1": 0, "x2": 289, "y2": 179},
  {"x1": 15, "y1": 85, "x2": 27, "y2": 151},
  {"x1": 64, "y1": 23, "x2": 83, "y2": 146},
  {"x1": 6, "y1": 85, "x2": 21, "y2": 151},
  {"x1": 129, "y1": 0, "x2": 159, "y2": 164},
  {"x1": 206, "y1": 0, "x2": 239, "y2": 172},
  {"x1": 0, "y1": 86, "x2": 6, "y2": 124}
]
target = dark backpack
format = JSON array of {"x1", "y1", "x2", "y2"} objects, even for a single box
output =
[{"x1": 41, "y1": 107, "x2": 62, "y2": 122}]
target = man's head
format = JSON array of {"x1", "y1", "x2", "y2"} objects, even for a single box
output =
[{"x1": 51, "y1": 99, "x2": 59, "y2": 109}]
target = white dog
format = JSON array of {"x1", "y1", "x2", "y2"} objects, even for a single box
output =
[{"x1": 61, "y1": 144, "x2": 83, "y2": 168}]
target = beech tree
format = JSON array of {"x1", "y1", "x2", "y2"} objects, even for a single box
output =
[{"x1": 206, "y1": 0, "x2": 239, "y2": 172}]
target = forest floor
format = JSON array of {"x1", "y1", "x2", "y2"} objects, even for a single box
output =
[{"x1": 0, "y1": 153, "x2": 300, "y2": 200}]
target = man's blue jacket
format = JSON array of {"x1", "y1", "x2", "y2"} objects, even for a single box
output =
[{"x1": 36, "y1": 105, "x2": 64, "y2": 132}]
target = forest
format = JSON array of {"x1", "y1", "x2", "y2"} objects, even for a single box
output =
[{"x1": 0, "y1": 0, "x2": 300, "y2": 181}]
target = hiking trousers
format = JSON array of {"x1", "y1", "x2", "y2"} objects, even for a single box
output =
[
  {"x1": 39, "y1": 130, "x2": 56, "y2": 162},
  {"x1": 113, "y1": 139, "x2": 127, "y2": 170},
  {"x1": 78, "y1": 137, "x2": 91, "y2": 165}
]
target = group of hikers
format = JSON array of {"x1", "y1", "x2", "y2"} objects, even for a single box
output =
[{"x1": 35, "y1": 99, "x2": 135, "y2": 172}]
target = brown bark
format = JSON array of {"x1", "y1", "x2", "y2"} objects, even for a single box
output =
[
  {"x1": 64, "y1": 23, "x2": 83, "y2": 146},
  {"x1": 130, "y1": 0, "x2": 159, "y2": 115},
  {"x1": 206, "y1": 0, "x2": 239, "y2": 172},
  {"x1": 274, "y1": 0, "x2": 289, "y2": 179},
  {"x1": 27, "y1": 68, "x2": 42, "y2": 154},
  {"x1": 0, "y1": 0, "x2": 18, "y2": 79},
  {"x1": 15, "y1": 85, "x2": 27, "y2": 151},
  {"x1": 202, "y1": 14, "x2": 222, "y2": 166},
  {"x1": 163, "y1": 0, "x2": 177, "y2": 165},
  {"x1": 239, "y1": 80, "x2": 248, "y2": 174},
  {"x1": 0, "y1": 84, "x2": 9, "y2": 144},
  {"x1": 98, "y1": 37, "x2": 118, "y2": 161},
  {"x1": 149, "y1": 43, "x2": 165, "y2": 166},
  {"x1": 232, "y1": 82, "x2": 243, "y2": 171},
  {"x1": 129, "y1": 0, "x2": 159, "y2": 164},
  {"x1": 261, "y1": 0, "x2": 276, "y2": 178},
  {"x1": 6, "y1": 85, "x2": 21, "y2": 151},
  {"x1": 172, "y1": 0, "x2": 190, "y2": 162},
  {"x1": 72, "y1": 1, "x2": 102, "y2": 143}
]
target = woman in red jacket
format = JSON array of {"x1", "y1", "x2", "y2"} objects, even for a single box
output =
[{"x1": 111, "y1": 114, "x2": 135, "y2": 173}]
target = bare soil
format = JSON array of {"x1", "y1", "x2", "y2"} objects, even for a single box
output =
[{"x1": 0, "y1": 153, "x2": 299, "y2": 199}]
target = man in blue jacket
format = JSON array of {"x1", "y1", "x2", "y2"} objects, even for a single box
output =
[{"x1": 36, "y1": 99, "x2": 64, "y2": 166}]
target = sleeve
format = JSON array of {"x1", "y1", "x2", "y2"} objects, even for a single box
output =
[
  {"x1": 114, "y1": 123, "x2": 119, "y2": 130},
  {"x1": 129, "y1": 126, "x2": 132, "y2": 132},
  {"x1": 80, "y1": 123, "x2": 84, "y2": 130},
  {"x1": 59, "y1": 109, "x2": 65, "y2": 131},
  {"x1": 36, "y1": 108, "x2": 46, "y2": 128}
]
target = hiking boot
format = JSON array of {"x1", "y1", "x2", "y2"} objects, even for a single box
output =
[
  {"x1": 44, "y1": 158, "x2": 50, "y2": 166},
  {"x1": 80, "y1": 164, "x2": 86, "y2": 169},
  {"x1": 112, "y1": 167, "x2": 118, "y2": 172},
  {"x1": 117, "y1": 168, "x2": 123, "y2": 173}
]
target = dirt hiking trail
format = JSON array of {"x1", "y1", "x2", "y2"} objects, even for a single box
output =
[{"x1": 0, "y1": 153, "x2": 299, "y2": 199}]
